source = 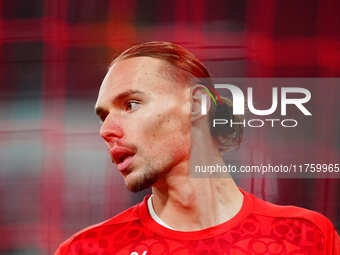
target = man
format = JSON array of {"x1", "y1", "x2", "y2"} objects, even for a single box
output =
[{"x1": 55, "y1": 41, "x2": 340, "y2": 254}]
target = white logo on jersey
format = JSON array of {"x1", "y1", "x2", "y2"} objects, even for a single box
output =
[{"x1": 130, "y1": 251, "x2": 147, "y2": 255}]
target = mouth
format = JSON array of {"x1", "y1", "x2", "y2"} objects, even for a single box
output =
[{"x1": 110, "y1": 146, "x2": 136, "y2": 172}]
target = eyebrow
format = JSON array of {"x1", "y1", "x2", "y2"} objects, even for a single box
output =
[{"x1": 95, "y1": 89, "x2": 145, "y2": 117}]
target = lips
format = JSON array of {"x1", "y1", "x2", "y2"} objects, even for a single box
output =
[{"x1": 109, "y1": 146, "x2": 136, "y2": 172}]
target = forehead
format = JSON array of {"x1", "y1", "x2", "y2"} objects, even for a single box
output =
[{"x1": 98, "y1": 57, "x2": 183, "y2": 98}]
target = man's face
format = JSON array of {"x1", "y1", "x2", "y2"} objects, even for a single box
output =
[{"x1": 95, "y1": 57, "x2": 191, "y2": 192}]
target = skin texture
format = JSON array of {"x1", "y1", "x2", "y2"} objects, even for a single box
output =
[
  {"x1": 95, "y1": 56, "x2": 243, "y2": 230},
  {"x1": 95, "y1": 57, "x2": 191, "y2": 192}
]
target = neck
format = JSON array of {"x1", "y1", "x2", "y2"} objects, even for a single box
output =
[{"x1": 151, "y1": 130, "x2": 243, "y2": 231}]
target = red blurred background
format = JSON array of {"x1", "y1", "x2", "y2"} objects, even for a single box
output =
[{"x1": 0, "y1": 0, "x2": 339, "y2": 254}]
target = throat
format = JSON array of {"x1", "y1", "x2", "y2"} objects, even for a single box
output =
[
  {"x1": 147, "y1": 195, "x2": 175, "y2": 230},
  {"x1": 150, "y1": 178, "x2": 244, "y2": 231}
]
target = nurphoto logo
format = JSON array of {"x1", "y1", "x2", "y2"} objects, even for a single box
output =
[{"x1": 200, "y1": 84, "x2": 312, "y2": 128}]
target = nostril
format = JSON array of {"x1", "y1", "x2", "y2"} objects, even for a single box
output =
[
  {"x1": 101, "y1": 131, "x2": 120, "y2": 142},
  {"x1": 100, "y1": 125, "x2": 124, "y2": 141}
]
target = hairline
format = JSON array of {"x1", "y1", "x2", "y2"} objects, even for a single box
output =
[{"x1": 109, "y1": 55, "x2": 193, "y2": 87}]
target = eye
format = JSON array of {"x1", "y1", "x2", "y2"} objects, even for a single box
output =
[{"x1": 124, "y1": 100, "x2": 140, "y2": 112}]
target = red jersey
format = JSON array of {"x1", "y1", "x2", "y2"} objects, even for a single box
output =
[{"x1": 55, "y1": 189, "x2": 340, "y2": 255}]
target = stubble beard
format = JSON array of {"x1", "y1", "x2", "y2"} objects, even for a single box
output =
[{"x1": 124, "y1": 163, "x2": 162, "y2": 192}]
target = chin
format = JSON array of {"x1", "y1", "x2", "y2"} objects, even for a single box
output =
[{"x1": 124, "y1": 167, "x2": 160, "y2": 192}]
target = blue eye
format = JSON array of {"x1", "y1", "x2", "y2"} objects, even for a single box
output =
[{"x1": 125, "y1": 100, "x2": 140, "y2": 112}]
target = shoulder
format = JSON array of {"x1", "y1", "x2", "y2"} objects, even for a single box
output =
[
  {"x1": 55, "y1": 203, "x2": 142, "y2": 255},
  {"x1": 249, "y1": 192, "x2": 334, "y2": 232},
  {"x1": 247, "y1": 191, "x2": 338, "y2": 246}
]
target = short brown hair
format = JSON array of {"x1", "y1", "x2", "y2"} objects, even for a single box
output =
[{"x1": 111, "y1": 41, "x2": 243, "y2": 151}]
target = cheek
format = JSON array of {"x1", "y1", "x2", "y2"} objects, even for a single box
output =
[{"x1": 141, "y1": 105, "x2": 190, "y2": 157}]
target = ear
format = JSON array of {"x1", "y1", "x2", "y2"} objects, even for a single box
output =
[{"x1": 191, "y1": 84, "x2": 212, "y2": 122}]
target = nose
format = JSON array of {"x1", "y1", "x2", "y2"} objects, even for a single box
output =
[{"x1": 99, "y1": 115, "x2": 124, "y2": 143}]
